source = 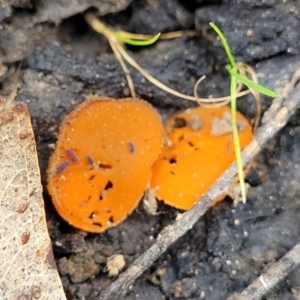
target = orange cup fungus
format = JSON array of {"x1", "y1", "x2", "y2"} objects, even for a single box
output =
[
  {"x1": 150, "y1": 106, "x2": 253, "y2": 210},
  {"x1": 48, "y1": 96, "x2": 253, "y2": 232},
  {"x1": 47, "y1": 97, "x2": 164, "y2": 233}
]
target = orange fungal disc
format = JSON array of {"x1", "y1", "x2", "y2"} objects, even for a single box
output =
[
  {"x1": 150, "y1": 106, "x2": 253, "y2": 210},
  {"x1": 47, "y1": 97, "x2": 164, "y2": 233}
]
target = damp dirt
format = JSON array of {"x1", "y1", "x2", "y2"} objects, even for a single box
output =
[{"x1": 1, "y1": 0, "x2": 300, "y2": 299}]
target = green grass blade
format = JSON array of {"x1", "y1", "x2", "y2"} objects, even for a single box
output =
[
  {"x1": 210, "y1": 22, "x2": 247, "y2": 202},
  {"x1": 114, "y1": 32, "x2": 161, "y2": 46},
  {"x1": 226, "y1": 66, "x2": 278, "y2": 97},
  {"x1": 230, "y1": 73, "x2": 247, "y2": 203},
  {"x1": 210, "y1": 22, "x2": 236, "y2": 67}
]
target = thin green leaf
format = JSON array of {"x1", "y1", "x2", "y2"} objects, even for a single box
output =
[
  {"x1": 210, "y1": 22, "x2": 236, "y2": 67},
  {"x1": 230, "y1": 72, "x2": 247, "y2": 203},
  {"x1": 210, "y1": 22, "x2": 247, "y2": 202},
  {"x1": 226, "y1": 66, "x2": 278, "y2": 97},
  {"x1": 114, "y1": 32, "x2": 161, "y2": 46}
]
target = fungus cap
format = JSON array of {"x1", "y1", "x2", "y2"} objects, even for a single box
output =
[
  {"x1": 47, "y1": 97, "x2": 164, "y2": 233},
  {"x1": 150, "y1": 106, "x2": 253, "y2": 210}
]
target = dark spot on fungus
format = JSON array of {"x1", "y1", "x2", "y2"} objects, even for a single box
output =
[
  {"x1": 88, "y1": 212, "x2": 96, "y2": 219},
  {"x1": 109, "y1": 216, "x2": 114, "y2": 223},
  {"x1": 177, "y1": 135, "x2": 184, "y2": 142},
  {"x1": 56, "y1": 160, "x2": 71, "y2": 174},
  {"x1": 104, "y1": 180, "x2": 113, "y2": 190},
  {"x1": 128, "y1": 142, "x2": 135, "y2": 153},
  {"x1": 88, "y1": 174, "x2": 95, "y2": 181},
  {"x1": 173, "y1": 117, "x2": 187, "y2": 128},
  {"x1": 80, "y1": 195, "x2": 91, "y2": 206},
  {"x1": 93, "y1": 222, "x2": 102, "y2": 227},
  {"x1": 99, "y1": 181, "x2": 113, "y2": 200},
  {"x1": 66, "y1": 149, "x2": 79, "y2": 162},
  {"x1": 87, "y1": 155, "x2": 94, "y2": 165},
  {"x1": 99, "y1": 163, "x2": 112, "y2": 169},
  {"x1": 79, "y1": 201, "x2": 87, "y2": 207},
  {"x1": 188, "y1": 141, "x2": 194, "y2": 147},
  {"x1": 169, "y1": 158, "x2": 177, "y2": 164}
]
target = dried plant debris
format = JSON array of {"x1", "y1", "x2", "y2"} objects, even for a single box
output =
[
  {"x1": 106, "y1": 255, "x2": 126, "y2": 277},
  {"x1": 143, "y1": 188, "x2": 158, "y2": 216},
  {"x1": 0, "y1": 99, "x2": 66, "y2": 299},
  {"x1": 58, "y1": 248, "x2": 99, "y2": 284}
]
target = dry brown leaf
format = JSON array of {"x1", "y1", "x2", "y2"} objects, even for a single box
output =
[{"x1": 0, "y1": 99, "x2": 66, "y2": 299}]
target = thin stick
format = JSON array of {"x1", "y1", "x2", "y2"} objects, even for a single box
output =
[
  {"x1": 227, "y1": 243, "x2": 300, "y2": 300},
  {"x1": 108, "y1": 39, "x2": 136, "y2": 97},
  {"x1": 98, "y1": 68, "x2": 300, "y2": 299}
]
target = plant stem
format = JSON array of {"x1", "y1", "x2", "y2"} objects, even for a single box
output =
[{"x1": 230, "y1": 71, "x2": 247, "y2": 203}]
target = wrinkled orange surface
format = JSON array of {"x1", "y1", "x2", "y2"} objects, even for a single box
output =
[
  {"x1": 150, "y1": 106, "x2": 253, "y2": 210},
  {"x1": 47, "y1": 97, "x2": 164, "y2": 232}
]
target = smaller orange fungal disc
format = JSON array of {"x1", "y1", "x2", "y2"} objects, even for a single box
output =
[
  {"x1": 150, "y1": 106, "x2": 253, "y2": 210},
  {"x1": 47, "y1": 97, "x2": 164, "y2": 233}
]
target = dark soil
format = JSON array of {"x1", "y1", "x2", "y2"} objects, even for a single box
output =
[{"x1": 1, "y1": 0, "x2": 300, "y2": 299}]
